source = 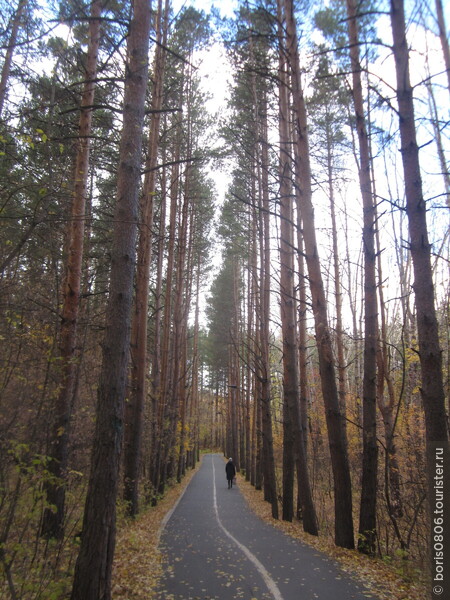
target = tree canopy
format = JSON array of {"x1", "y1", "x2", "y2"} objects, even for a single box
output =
[{"x1": 0, "y1": 0, "x2": 448, "y2": 597}]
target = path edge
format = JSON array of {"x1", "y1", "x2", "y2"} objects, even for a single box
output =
[{"x1": 155, "y1": 454, "x2": 205, "y2": 546}]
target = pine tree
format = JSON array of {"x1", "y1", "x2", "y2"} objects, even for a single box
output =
[{"x1": 70, "y1": 0, "x2": 152, "y2": 595}]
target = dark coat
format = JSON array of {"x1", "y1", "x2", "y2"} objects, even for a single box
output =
[{"x1": 225, "y1": 460, "x2": 236, "y2": 480}]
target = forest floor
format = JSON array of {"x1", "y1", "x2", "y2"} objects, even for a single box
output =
[
  {"x1": 112, "y1": 463, "x2": 201, "y2": 599},
  {"x1": 112, "y1": 455, "x2": 428, "y2": 600},
  {"x1": 238, "y1": 481, "x2": 428, "y2": 600}
]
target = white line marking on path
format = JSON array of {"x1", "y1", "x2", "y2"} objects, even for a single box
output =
[{"x1": 212, "y1": 457, "x2": 284, "y2": 600}]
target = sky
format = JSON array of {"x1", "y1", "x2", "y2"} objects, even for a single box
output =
[
  {"x1": 168, "y1": 0, "x2": 449, "y2": 328},
  {"x1": 29, "y1": 0, "x2": 449, "y2": 328},
  {"x1": 172, "y1": 0, "x2": 238, "y2": 18}
]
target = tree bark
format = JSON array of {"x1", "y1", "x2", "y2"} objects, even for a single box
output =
[
  {"x1": 230, "y1": 259, "x2": 241, "y2": 470},
  {"x1": 124, "y1": 0, "x2": 168, "y2": 517},
  {"x1": 423, "y1": 67, "x2": 450, "y2": 208},
  {"x1": 292, "y1": 115, "x2": 318, "y2": 530},
  {"x1": 259, "y1": 129, "x2": 279, "y2": 518},
  {"x1": 326, "y1": 137, "x2": 347, "y2": 433},
  {"x1": 283, "y1": 0, "x2": 353, "y2": 547},
  {"x1": 0, "y1": 0, "x2": 26, "y2": 117},
  {"x1": 278, "y1": 37, "x2": 295, "y2": 523},
  {"x1": 189, "y1": 264, "x2": 201, "y2": 469},
  {"x1": 390, "y1": 0, "x2": 448, "y2": 442},
  {"x1": 70, "y1": 0, "x2": 151, "y2": 597},
  {"x1": 41, "y1": 0, "x2": 102, "y2": 540},
  {"x1": 174, "y1": 167, "x2": 191, "y2": 482},
  {"x1": 435, "y1": 0, "x2": 450, "y2": 97},
  {"x1": 148, "y1": 138, "x2": 167, "y2": 498},
  {"x1": 346, "y1": 0, "x2": 378, "y2": 555},
  {"x1": 390, "y1": 0, "x2": 449, "y2": 575},
  {"x1": 248, "y1": 203, "x2": 257, "y2": 482},
  {"x1": 153, "y1": 122, "x2": 182, "y2": 497},
  {"x1": 296, "y1": 216, "x2": 309, "y2": 517},
  {"x1": 278, "y1": 8, "x2": 317, "y2": 534},
  {"x1": 373, "y1": 164, "x2": 403, "y2": 521}
]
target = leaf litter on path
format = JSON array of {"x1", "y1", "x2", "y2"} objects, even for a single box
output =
[
  {"x1": 112, "y1": 464, "x2": 200, "y2": 599},
  {"x1": 112, "y1": 458, "x2": 428, "y2": 600},
  {"x1": 237, "y1": 477, "x2": 428, "y2": 600}
]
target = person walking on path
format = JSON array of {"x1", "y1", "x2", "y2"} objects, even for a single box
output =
[
  {"x1": 158, "y1": 454, "x2": 382, "y2": 600},
  {"x1": 225, "y1": 457, "x2": 236, "y2": 488}
]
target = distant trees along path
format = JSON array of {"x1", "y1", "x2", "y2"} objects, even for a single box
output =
[{"x1": 0, "y1": 0, "x2": 447, "y2": 598}]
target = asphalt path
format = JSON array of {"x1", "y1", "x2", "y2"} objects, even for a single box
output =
[{"x1": 156, "y1": 453, "x2": 375, "y2": 600}]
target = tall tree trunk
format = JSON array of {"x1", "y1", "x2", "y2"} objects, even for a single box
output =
[
  {"x1": 390, "y1": 0, "x2": 449, "y2": 572},
  {"x1": 0, "y1": 0, "x2": 26, "y2": 117},
  {"x1": 346, "y1": 0, "x2": 378, "y2": 555},
  {"x1": 326, "y1": 135, "x2": 347, "y2": 431},
  {"x1": 278, "y1": 10, "x2": 317, "y2": 534},
  {"x1": 230, "y1": 259, "x2": 241, "y2": 470},
  {"x1": 435, "y1": 0, "x2": 450, "y2": 97},
  {"x1": 296, "y1": 217, "x2": 309, "y2": 516},
  {"x1": 189, "y1": 264, "x2": 201, "y2": 469},
  {"x1": 248, "y1": 205, "x2": 257, "y2": 481},
  {"x1": 376, "y1": 345, "x2": 404, "y2": 523},
  {"x1": 70, "y1": 0, "x2": 151, "y2": 597},
  {"x1": 278, "y1": 47, "x2": 295, "y2": 522},
  {"x1": 250, "y1": 380, "x2": 257, "y2": 486},
  {"x1": 174, "y1": 169, "x2": 191, "y2": 482},
  {"x1": 372, "y1": 159, "x2": 403, "y2": 523},
  {"x1": 343, "y1": 202, "x2": 363, "y2": 414},
  {"x1": 254, "y1": 371, "x2": 263, "y2": 491},
  {"x1": 292, "y1": 116, "x2": 317, "y2": 530},
  {"x1": 390, "y1": 0, "x2": 448, "y2": 437},
  {"x1": 283, "y1": 0, "x2": 353, "y2": 548},
  {"x1": 124, "y1": 0, "x2": 168, "y2": 517},
  {"x1": 423, "y1": 55, "x2": 450, "y2": 209},
  {"x1": 254, "y1": 81, "x2": 279, "y2": 518},
  {"x1": 152, "y1": 120, "x2": 182, "y2": 498},
  {"x1": 260, "y1": 176, "x2": 279, "y2": 517},
  {"x1": 148, "y1": 140, "x2": 167, "y2": 497},
  {"x1": 181, "y1": 207, "x2": 195, "y2": 473},
  {"x1": 41, "y1": 0, "x2": 102, "y2": 540}
]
